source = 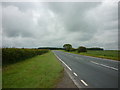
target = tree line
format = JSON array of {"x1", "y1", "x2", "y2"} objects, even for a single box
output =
[
  {"x1": 38, "y1": 44, "x2": 104, "y2": 53},
  {"x1": 63, "y1": 44, "x2": 104, "y2": 53},
  {"x1": 38, "y1": 47, "x2": 64, "y2": 50}
]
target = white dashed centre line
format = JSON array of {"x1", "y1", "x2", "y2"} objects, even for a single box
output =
[
  {"x1": 91, "y1": 61, "x2": 99, "y2": 65},
  {"x1": 100, "y1": 64, "x2": 118, "y2": 71},
  {"x1": 90, "y1": 61, "x2": 118, "y2": 71},
  {"x1": 81, "y1": 80, "x2": 88, "y2": 86}
]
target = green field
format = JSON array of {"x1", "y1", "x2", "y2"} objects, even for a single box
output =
[
  {"x1": 3, "y1": 51, "x2": 63, "y2": 88},
  {"x1": 65, "y1": 50, "x2": 119, "y2": 61}
]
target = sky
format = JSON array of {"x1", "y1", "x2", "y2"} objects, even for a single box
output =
[{"x1": 0, "y1": 0, "x2": 119, "y2": 49}]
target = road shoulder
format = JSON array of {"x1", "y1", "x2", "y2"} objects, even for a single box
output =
[{"x1": 56, "y1": 69, "x2": 77, "y2": 88}]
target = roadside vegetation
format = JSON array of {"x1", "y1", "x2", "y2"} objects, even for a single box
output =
[
  {"x1": 2, "y1": 48, "x2": 48, "y2": 65},
  {"x1": 3, "y1": 51, "x2": 63, "y2": 88},
  {"x1": 63, "y1": 44, "x2": 119, "y2": 61},
  {"x1": 0, "y1": 48, "x2": 1, "y2": 89}
]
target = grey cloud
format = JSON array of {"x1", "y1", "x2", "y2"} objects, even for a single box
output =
[
  {"x1": 2, "y1": 5, "x2": 35, "y2": 38},
  {"x1": 47, "y1": 2, "x2": 100, "y2": 14},
  {"x1": 2, "y1": 2, "x2": 118, "y2": 49},
  {"x1": 47, "y1": 2, "x2": 100, "y2": 32},
  {"x1": 2, "y1": 2, "x2": 36, "y2": 12},
  {"x1": 46, "y1": 2, "x2": 102, "y2": 42}
]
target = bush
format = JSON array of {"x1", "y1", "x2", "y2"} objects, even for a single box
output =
[
  {"x1": 78, "y1": 46, "x2": 87, "y2": 53},
  {"x1": 2, "y1": 48, "x2": 49, "y2": 65}
]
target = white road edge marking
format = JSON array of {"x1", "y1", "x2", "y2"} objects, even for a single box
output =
[
  {"x1": 73, "y1": 72, "x2": 78, "y2": 76},
  {"x1": 81, "y1": 80, "x2": 88, "y2": 86},
  {"x1": 53, "y1": 51, "x2": 81, "y2": 88},
  {"x1": 65, "y1": 68, "x2": 81, "y2": 88},
  {"x1": 53, "y1": 52, "x2": 72, "y2": 71},
  {"x1": 90, "y1": 61, "x2": 118, "y2": 71}
]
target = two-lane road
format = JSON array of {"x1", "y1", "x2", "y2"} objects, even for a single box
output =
[{"x1": 53, "y1": 51, "x2": 118, "y2": 88}]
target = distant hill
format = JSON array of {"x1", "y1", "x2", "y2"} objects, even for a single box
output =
[{"x1": 87, "y1": 47, "x2": 104, "y2": 50}]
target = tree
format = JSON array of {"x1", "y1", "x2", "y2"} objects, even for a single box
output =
[
  {"x1": 78, "y1": 46, "x2": 87, "y2": 53},
  {"x1": 63, "y1": 44, "x2": 72, "y2": 52}
]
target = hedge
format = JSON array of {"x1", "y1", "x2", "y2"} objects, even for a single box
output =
[{"x1": 2, "y1": 48, "x2": 49, "y2": 65}]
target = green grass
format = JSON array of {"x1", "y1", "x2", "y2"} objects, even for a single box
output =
[
  {"x1": 64, "y1": 50, "x2": 119, "y2": 61},
  {"x1": 3, "y1": 51, "x2": 63, "y2": 88},
  {"x1": 0, "y1": 68, "x2": 1, "y2": 89}
]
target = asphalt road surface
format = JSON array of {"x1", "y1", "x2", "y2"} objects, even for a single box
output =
[{"x1": 53, "y1": 51, "x2": 119, "y2": 88}]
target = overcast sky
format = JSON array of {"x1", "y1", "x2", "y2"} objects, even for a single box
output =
[{"x1": 1, "y1": 1, "x2": 118, "y2": 49}]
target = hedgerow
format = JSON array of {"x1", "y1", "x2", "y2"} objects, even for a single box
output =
[{"x1": 2, "y1": 48, "x2": 49, "y2": 65}]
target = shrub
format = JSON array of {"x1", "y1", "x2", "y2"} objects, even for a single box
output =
[{"x1": 78, "y1": 46, "x2": 87, "y2": 53}]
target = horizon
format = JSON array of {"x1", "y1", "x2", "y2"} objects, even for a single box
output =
[{"x1": 1, "y1": 46, "x2": 119, "y2": 50}]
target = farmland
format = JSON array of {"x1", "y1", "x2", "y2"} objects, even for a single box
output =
[
  {"x1": 66, "y1": 50, "x2": 119, "y2": 61},
  {"x1": 3, "y1": 51, "x2": 63, "y2": 88}
]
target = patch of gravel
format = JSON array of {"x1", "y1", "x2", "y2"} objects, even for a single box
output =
[{"x1": 56, "y1": 69, "x2": 77, "y2": 88}]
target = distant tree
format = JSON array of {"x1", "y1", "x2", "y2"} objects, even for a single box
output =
[
  {"x1": 38, "y1": 47, "x2": 64, "y2": 50},
  {"x1": 63, "y1": 44, "x2": 72, "y2": 52},
  {"x1": 78, "y1": 46, "x2": 87, "y2": 53}
]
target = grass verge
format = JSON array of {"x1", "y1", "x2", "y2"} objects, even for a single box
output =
[
  {"x1": 3, "y1": 51, "x2": 63, "y2": 88},
  {"x1": 63, "y1": 50, "x2": 119, "y2": 61}
]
